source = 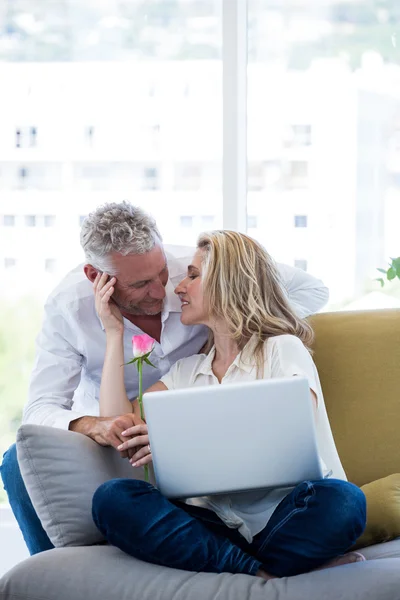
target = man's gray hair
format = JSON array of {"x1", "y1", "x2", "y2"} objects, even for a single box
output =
[{"x1": 80, "y1": 201, "x2": 162, "y2": 274}]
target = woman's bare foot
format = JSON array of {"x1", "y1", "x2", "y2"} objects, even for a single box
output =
[
  {"x1": 314, "y1": 551, "x2": 366, "y2": 571},
  {"x1": 256, "y1": 568, "x2": 277, "y2": 581}
]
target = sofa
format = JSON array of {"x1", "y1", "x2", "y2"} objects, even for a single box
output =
[{"x1": 2, "y1": 308, "x2": 400, "y2": 600}]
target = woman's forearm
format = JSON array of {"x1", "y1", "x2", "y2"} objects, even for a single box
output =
[{"x1": 100, "y1": 333, "x2": 132, "y2": 416}]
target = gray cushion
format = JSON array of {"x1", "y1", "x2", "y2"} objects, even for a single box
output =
[
  {"x1": 2, "y1": 545, "x2": 400, "y2": 600},
  {"x1": 16, "y1": 424, "x2": 151, "y2": 547}
]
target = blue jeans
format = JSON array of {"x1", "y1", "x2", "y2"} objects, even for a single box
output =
[
  {"x1": 92, "y1": 478, "x2": 366, "y2": 577},
  {"x1": 0, "y1": 444, "x2": 54, "y2": 555}
]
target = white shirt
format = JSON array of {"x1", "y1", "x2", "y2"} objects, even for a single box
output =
[
  {"x1": 23, "y1": 244, "x2": 329, "y2": 431},
  {"x1": 160, "y1": 335, "x2": 346, "y2": 543}
]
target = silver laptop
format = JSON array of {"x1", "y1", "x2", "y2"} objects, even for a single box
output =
[{"x1": 143, "y1": 377, "x2": 323, "y2": 499}]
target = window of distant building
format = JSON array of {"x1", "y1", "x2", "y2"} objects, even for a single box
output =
[
  {"x1": 44, "y1": 215, "x2": 56, "y2": 227},
  {"x1": 294, "y1": 215, "x2": 308, "y2": 228},
  {"x1": 180, "y1": 216, "x2": 193, "y2": 228},
  {"x1": 25, "y1": 215, "x2": 37, "y2": 227},
  {"x1": 143, "y1": 166, "x2": 159, "y2": 190},
  {"x1": 15, "y1": 127, "x2": 38, "y2": 148},
  {"x1": 201, "y1": 215, "x2": 215, "y2": 228},
  {"x1": 4, "y1": 257, "x2": 16, "y2": 269},
  {"x1": 45, "y1": 258, "x2": 57, "y2": 273},
  {"x1": 247, "y1": 215, "x2": 258, "y2": 228},
  {"x1": 284, "y1": 161, "x2": 309, "y2": 189},
  {"x1": 18, "y1": 166, "x2": 28, "y2": 188},
  {"x1": 85, "y1": 126, "x2": 95, "y2": 146},
  {"x1": 30, "y1": 127, "x2": 37, "y2": 147},
  {"x1": 248, "y1": 163, "x2": 264, "y2": 191},
  {"x1": 3, "y1": 215, "x2": 15, "y2": 227},
  {"x1": 15, "y1": 129, "x2": 21, "y2": 148},
  {"x1": 294, "y1": 259, "x2": 308, "y2": 271},
  {"x1": 285, "y1": 124, "x2": 312, "y2": 147},
  {"x1": 174, "y1": 164, "x2": 202, "y2": 191}
]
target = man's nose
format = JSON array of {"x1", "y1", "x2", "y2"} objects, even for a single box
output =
[{"x1": 149, "y1": 279, "x2": 166, "y2": 300}]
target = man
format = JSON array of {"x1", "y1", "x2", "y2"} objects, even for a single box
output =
[{"x1": 0, "y1": 201, "x2": 329, "y2": 555}]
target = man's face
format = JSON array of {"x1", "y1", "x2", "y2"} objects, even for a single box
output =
[{"x1": 110, "y1": 244, "x2": 169, "y2": 316}]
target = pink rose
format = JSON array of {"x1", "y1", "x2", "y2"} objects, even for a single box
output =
[{"x1": 132, "y1": 334, "x2": 155, "y2": 358}]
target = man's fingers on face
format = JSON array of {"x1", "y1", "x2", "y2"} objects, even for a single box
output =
[{"x1": 93, "y1": 272, "x2": 101, "y2": 291}]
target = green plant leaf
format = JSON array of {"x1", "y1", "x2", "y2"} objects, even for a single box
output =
[
  {"x1": 375, "y1": 278, "x2": 385, "y2": 287},
  {"x1": 144, "y1": 357, "x2": 156, "y2": 368},
  {"x1": 377, "y1": 268, "x2": 388, "y2": 274},
  {"x1": 387, "y1": 267, "x2": 396, "y2": 281},
  {"x1": 124, "y1": 357, "x2": 139, "y2": 366}
]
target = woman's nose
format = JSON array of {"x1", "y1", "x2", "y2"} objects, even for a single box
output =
[{"x1": 174, "y1": 278, "x2": 187, "y2": 295}]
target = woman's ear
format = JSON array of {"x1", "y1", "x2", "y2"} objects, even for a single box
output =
[{"x1": 84, "y1": 264, "x2": 100, "y2": 283}]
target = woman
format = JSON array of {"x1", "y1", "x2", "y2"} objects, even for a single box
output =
[{"x1": 92, "y1": 230, "x2": 366, "y2": 580}]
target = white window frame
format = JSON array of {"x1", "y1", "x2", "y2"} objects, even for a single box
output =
[{"x1": 222, "y1": 0, "x2": 247, "y2": 232}]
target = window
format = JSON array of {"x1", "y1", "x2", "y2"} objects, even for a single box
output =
[
  {"x1": 143, "y1": 167, "x2": 159, "y2": 190},
  {"x1": 15, "y1": 129, "x2": 21, "y2": 148},
  {"x1": 294, "y1": 259, "x2": 308, "y2": 272},
  {"x1": 30, "y1": 127, "x2": 37, "y2": 148},
  {"x1": 294, "y1": 215, "x2": 308, "y2": 228},
  {"x1": 3, "y1": 215, "x2": 15, "y2": 227},
  {"x1": 4, "y1": 258, "x2": 16, "y2": 269},
  {"x1": 180, "y1": 216, "x2": 193, "y2": 228},
  {"x1": 0, "y1": 1, "x2": 224, "y2": 529},
  {"x1": 18, "y1": 167, "x2": 28, "y2": 188},
  {"x1": 285, "y1": 125, "x2": 312, "y2": 148},
  {"x1": 247, "y1": 215, "x2": 258, "y2": 229},
  {"x1": 45, "y1": 259, "x2": 57, "y2": 273},
  {"x1": 15, "y1": 127, "x2": 37, "y2": 148},
  {"x1": 201, "y1": 215, "x2": 215, "y2": 228},
  {"x1": 248, "y1": 163, "x2": 264, "y2": 191},
  {"x1": 44, "y1": 215, "x2": 56, "y2": 227},
  {"x1": 85, "y1": 126, "x2": 95, "y2": 146},
  {"x1": 174, "y1": 164, "x2": 202, "y2": 191},
  {"x1": 25, "y1": 215, "x2": 37, "y2": 227}
]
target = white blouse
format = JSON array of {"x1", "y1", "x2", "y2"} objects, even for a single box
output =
[{"x1": 161, "y1": 334, "x2": 346, "y2": 543}]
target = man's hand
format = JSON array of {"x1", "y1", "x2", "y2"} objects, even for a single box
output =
[{"x1": 69, "y1": 414, "x2": 144, "y2": 458}]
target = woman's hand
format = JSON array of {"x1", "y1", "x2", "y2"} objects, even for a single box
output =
[
  {"x1": 93, "y1": 272, "x2": 124, "y2": 336},
  {"x1": 117, "y1": 424, "x2": 152, "y2": 468}
]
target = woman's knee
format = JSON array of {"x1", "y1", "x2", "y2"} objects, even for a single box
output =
[
  {"x1": 319, "y1": 479, "x2": 367, "y2": 538},
  {"x1": 92, "y1": 478, "x2": 151, "y2": 531}
]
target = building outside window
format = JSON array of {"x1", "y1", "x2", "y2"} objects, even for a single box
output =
[
  {"x1": 294, "y1": 215, "x2": 308, "y2": 228},
  {"x1": 25, "y1": 215, "x2": 37, "y2": 227},
  {"x1": 44, "y1": 215, "x2": 56, "y2": 227},
  {"x1": 4, "y1": 258, "x2": 16, "y2": 269},
  {"x1": 180, "y1": 216, "x2": 193, "y2": 228},
  {"x1": 143, "y1": 166, "x2": 159, "y2": 190},
  {"x1": 3, "y1": 215, "x2": 15, "y2": 227}
]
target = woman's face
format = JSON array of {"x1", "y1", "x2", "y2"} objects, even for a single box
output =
[{"x1": 175, "y1": 249, "x2": 208, "y2": 326}]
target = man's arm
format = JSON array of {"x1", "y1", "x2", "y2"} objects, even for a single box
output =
[
  {"x1": 23, "y1": 299, "x2": 86, "y2": 429},
  {"x1": 276, "y1": 263, "x2": 329, "y2": 318},
  {"x1": 24, "y1": 299, "x2": 140, "y2": 453}
]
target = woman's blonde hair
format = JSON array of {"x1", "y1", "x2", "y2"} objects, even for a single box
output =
[{"x1": 197, "y1": 230, "x2": 314, "y2": 375}]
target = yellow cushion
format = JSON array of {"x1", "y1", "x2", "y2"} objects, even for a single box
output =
[{"x1": 353, "y1": 474, "x2": 400, "y2": 549}]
